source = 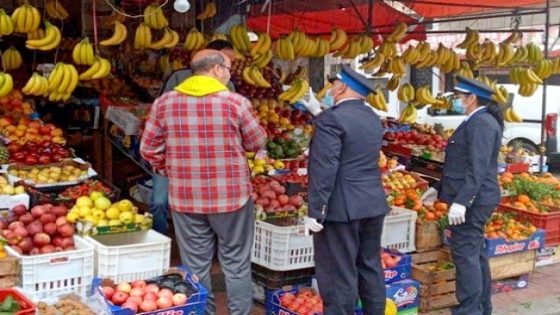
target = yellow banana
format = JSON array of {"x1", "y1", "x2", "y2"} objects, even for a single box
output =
[
  {"x1": 329, "y1": 27, "x2": 348, "y2": 52},
  {"x1": 251, "y1": 32, "x2": 272, "y2": 57},
  {"x1": 134, "y1": 23, "x2": 152, "y2": 50},
  {"x1": 25, "y1": 21, "x2": 61, "y2": 51},
  {"x1": 0, "y1": 9, "x2": 14, "y2": 36},
  {"x1": 100, "y1": 21, "x2": 128, "y2": 46},
  {"x1": 457, "y1": 27, "x2": 479, "y2": 49},
  {"x1": 0, "y1": 72, "x2": 14, "y2": 97},
  {"x1": 386, "y1": 21, "x2": 407, "y2": 43}
]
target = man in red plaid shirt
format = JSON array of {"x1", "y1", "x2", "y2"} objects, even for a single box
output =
[{"x1": 140, "y1": 49, "x2": 266, "y2": 315}]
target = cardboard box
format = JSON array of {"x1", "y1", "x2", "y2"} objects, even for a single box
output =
[{"x1": 383, "y1": 248, "x2": 412, "y2": 284}]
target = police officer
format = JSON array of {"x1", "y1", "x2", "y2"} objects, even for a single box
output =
[
  {"x1": 422, "y1": 76, "x2": 503, "y2": 315},
  {"x1": 301, "y1": 65, "x2": 390, "y2": 315}
]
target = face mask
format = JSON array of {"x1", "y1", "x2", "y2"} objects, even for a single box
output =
[
  {"x1": 453, "y1": 98, "x2": 465, "y2": 114},
  {"x1": 322, "y1": 89, "x2": 335, "y2": 108}
]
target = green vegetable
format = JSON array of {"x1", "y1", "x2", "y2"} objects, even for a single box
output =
[
  {"x1": 0, "y1": 295, "x2": 20, "y2": 313},
  {"x1": 511, "y1": 178, "x2": 560, "y2": 201}
]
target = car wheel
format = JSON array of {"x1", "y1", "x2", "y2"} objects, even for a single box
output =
[{"x1": 508, "y1": 138, "x2": 539, "y2": 154}]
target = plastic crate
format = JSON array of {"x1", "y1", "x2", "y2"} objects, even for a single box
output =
[
  {"x1": 381, "y1": 207, "x2": 417, "y2": 253},
  {"x1": 252, "y1": 219, "x2": 314, "y2": 271},
  {"x1": 0, "y1": 289, "x2": 35, "y2": 315},
  {"x1": 498, "y1": 201, "x2": 560, "y2": 247},
  {"x1": 252, "y1": 264, "x2": 314, "y2": 289},
  {"x1": 85, "y1": 230, "x2": 171, "y2": 283},
  {"x1": 4, "y1": 236, "x2": 94, "y2": 301}
]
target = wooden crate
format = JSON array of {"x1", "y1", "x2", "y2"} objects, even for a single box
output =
[
  {"x1": 0, "y1": 256, "x2": 19, "y2": 288},
  {"x1": 415, "y1": 220, "x2": 442, "y2": 252},
  {"x1": 411, "y1": 249, "x2": 458, "y2": 312},
  {"x1": 489, "y1": 250, "x2": 536, "y2": 281}
]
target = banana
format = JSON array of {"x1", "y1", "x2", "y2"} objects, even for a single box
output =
[
  {"x1": 0, "y1": 9, "x2": 14, "y2": 36},
  {"x1": 79, "y1": 57, "x2": 111, "y2": 80},
  {"x1": 480, "y1": 39, "x2": 497, "y2": 64},
  {"x1": 230, "y1": 25, "x2": 251, "y2": 54},
  {"x1": 48, "y1": 63, "x2": 64, "y2": 92},
  {"x1": 502, "y1": 31, "x2": 523, "y2": 44},
  {"x1": 329, "y1": 27, "x2": 348, "y2": 52},
  {"x1": 149, "y1": 28, "x2": 173, "y2": 50},
  {"x1": 510, "y1": 46, "x2": 528, "y2": 64},
  {"x1": 534, "y1": 59, "x2": 554, "y2": 80},
  {"x1": 25, "y1": 21, "x2": 61, "y2": 51},
  {"x1": 279, "y1": 79, "x2": 309, "y2": 104},
  {"x1": 46, "y1": 0, "x2": 69, "y2": 20},
  {"x1": 508, "y1": 107, "x2": 523, "y2": 122},
  {"x1": 27, "y1": 28, "x2": 44, "y2": 40},
  {"x1": 0, "y1": 72, "x2": 13, "y2": 97},
  {"x1": 397, "y1": 83, "x2": 415, "y2": 103},
  {"x1": 526, "y1": 43, "x2": 543, "y2": 64},
  {"x1": 316, "y1": 82, "x2": 332, "y2": 100},
  {"x1": 72, "y1": 38, "x2": 95, "y2": 65},
  {"x1": 197, "y1": 2, "x2": 217, "y2": 20},
  {"x1": 378, "y1": 41, "x2": 397, "y2": 58},
  {"x1": 367, "y1": 89, "x2": 389, "y2": 112},
  {"x1": 457, "y1": 27, "x2": 480, "y2": 49},
  {"x1": 100, "y1": 21, "x2": 128, "y2": 46},
  {"x1": 183, "y1": 28, "x2": 205, "y2": 51},
  {"x1": 134, "y1": 23, "x2": 152, "y2": 50},
  {"x1": 249, "y1": 66, "x2": 271, "y2": 88},
  {"x1": 399, "y1": 104, "x2": 417, "y2": 124},
  {"x1": 553, "y1": 57, "x2": 560, "y2": 74},
  {"x1": 12, "y1": 4, "x2": 41, "y2": 34},
  {"x1": 466, "y1": 43, "x2": 483, "y2": 63},
  {"x1": 415, "y1": 86, "x2": 439, "y2": 105},
  {"x1": 251, "y1": 32, "x2": 272, "y2": 57},
  {"x1": 386, "y1": 21, "x2": 407, "y2": 43},
  {"x1": 242, "y1": 67, "x2": 256, "y2": 85},
  {"x1": 522, "y1": 67, "x2": 544, "y2": 84},
  {"x1": 402, "y1": 46, "x2": 421, "y2": 65},
  {"x1": 2, "y1": 47, "x2": 22, "y2": 70},
  {"x1": 386, "y1": 75, "x2": 400, "y2": 91},
  {"x1": 361, "y1": 53, "x2": 385, "y2": 71},
  {"x1": 276, "y1": 37, "x2": 295, "y2": 60},
  {"x1": 144, "y1": 4, "x2": 168, "y2": 30},
  {"x1": 359, "y1": 35, "x2": 375, "y2": 54},
  {"x1": 164, "y1": 29, "x2": 180, "y2": 48},
  {"x1": 456, "y1": 61, "x2": 474, "y2": 79},
  {"x1": 253, "y1": 50, "x2": 273, "y2": 68}
]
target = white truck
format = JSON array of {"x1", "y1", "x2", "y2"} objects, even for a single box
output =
[{"x1": 415, "y1": 84, "x2": 560, "y2": 167}]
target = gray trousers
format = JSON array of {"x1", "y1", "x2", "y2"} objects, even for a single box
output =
[{"x1": 171, "y1": 199, "x2": 254, "y2": 315}]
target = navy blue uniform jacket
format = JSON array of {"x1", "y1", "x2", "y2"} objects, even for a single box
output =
[
  {"x1": 307, "y1": 99, "x2": 390, "y2": 222},
  {"x1": 438, "y1": 110, "x2": 502, "y2": 208}
]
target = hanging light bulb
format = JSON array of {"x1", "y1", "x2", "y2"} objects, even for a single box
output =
[{"x1": 174, "y1": 0, "x2": 191, "y2": 13}]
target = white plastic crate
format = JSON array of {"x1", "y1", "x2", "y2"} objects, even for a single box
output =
[
  {"x1": 252, "y1": 220, "x2": 314, "y2": 271},
  {"x1": 85, "y1": 229, "x2": 171, "y2": 283},
  {"x1": 5, "y1": 236, "x2": 94, "y2": 301},
  {"x1": 381, "y1": 206, "x2": 417, "y2": 253}
]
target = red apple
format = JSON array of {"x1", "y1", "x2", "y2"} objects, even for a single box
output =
[
  {"x1": 116, "y1": 282, "x2": 132, "y2": 293},
  {"x1": 102, "y1": 286, "x2": 115, "y2": 300},
  {"x1": 143, "y1": 292, "x2": 157, "y2": 301},
  {"x1": 139, "y1": 300, "x2": 157, "y2": 312},
  {"x1": 111, "y1": 291, "x2": 129, "y2": 306},
  {"x1": 126, "y1": 296, "x2": 142, "y2": 306},
  {"x1": 145, "y1": 284, "x2": 160, "y2": 294},
  {"x1": 157, "y1": 288, "x2": 173, "y2": 299},
  {"x1": 157, "y1": 296, "x2": 173, "y2": 309},
  {"x1": 129, "y1": 288, "x2": 145, "y2": 298},
  {"x1": 131, "y1": 280, "x2": 147, "y2": 289},
  {"x1": 172, "y1": 293, "x2": 187, "y2": 306}
]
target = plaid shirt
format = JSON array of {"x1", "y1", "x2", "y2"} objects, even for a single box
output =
[{"x1": 140, "y1": 90, "x2": 266, "y2": 214}]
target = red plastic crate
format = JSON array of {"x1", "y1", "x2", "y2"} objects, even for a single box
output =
[
  {"x1": 505, "y1": 163, "x2": 530, "y2": 174},
  {"x1": 498, "y1": 200, "x2": 560, "y2": 247},
  {"x1": 0, "y1": 289, "x2": 35, "y2": 315}
]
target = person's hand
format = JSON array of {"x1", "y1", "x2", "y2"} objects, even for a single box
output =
[
  {"x1": 299, "y1": 88, "x2": 323, "y2": 116},
  {"x1": 420, "y1": 187, "x2": 438, "y2": 206},
  {"x1": 448, "y1": 203, "x2": 466, "y2": 225},
  {"x1": 304, "y1": 216, "x2": 324, "y2": 236}
]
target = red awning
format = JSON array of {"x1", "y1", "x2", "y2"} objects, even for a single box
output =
[
  {"x1": 402, "y1": 0, "x2": 547, "y2": 18},
  {"x1": 247, "y1": 1, "x2": 426, "y2": 42}
]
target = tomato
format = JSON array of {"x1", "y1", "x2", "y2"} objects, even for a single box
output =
[{"x1": 24, "y1": 156, "x2": 38, "y2": 165}]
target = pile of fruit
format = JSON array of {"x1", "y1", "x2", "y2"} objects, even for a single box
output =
[
  {"x1": 9, "y1": 163, "x2": 88, "y2": 184},
  {"x1": 501, "y1": 194, "x2": 548, "y2": 213},
  {"x1": 251, "y1": 178, "x2": 305, "y2": 213},
  {"x1": 66, "y1": 194, "x2": 150, "y2": 228},
  {"x1": 389, "y1": 189, "x2": 423, "y2": 211},
  {"x1": 266, "y1": 137, "x2": 302, "y2": 160},
  {"x1": 384, "y1": 130, "x2": 447, "y2": 151},
  {"x1": 252, "y1": 99, "x2": 312, "y2": 135},
  {"x1": 0, "y1": 117, "x2": 65, "y2": 146},
  {"x1": 278, "y1": 289, "x2": 324, "y2": 314},
  {"x1": 7, "y1": 141, "x2": 71, "y2": 165},
  {"x1": 101, "y1": 274, "x2": 197, "y2": 313},
  {"x1": 0, "y1": 90, "x2": 35, "y2": 117},
  {"x1": 246, "y1": 152, "x2": 285, "y2": 176},
  {"x1": 484, "y1": 213, "x2": 537, "y2": 241},
  {"x1": 383, "y1": 171, "x2": 424, "y2": 191},
  {"x1": 0, "y1": 175, "x2": 25, "y2": 195},
  {"x1": 1, "y1": 204, "x2": 76, "y2": 255},
  {"x1": 418, "y1": 201, "x2": 449, "y2": 222},
  {"x1": 37, "y1": 295, "x2": 97, "y2": 315},
  {"x1": 379, "y1": 151, "x2": 400, "y2": 171},
  {"x1": 58, "y1": 180, "x2": 113, "y2": 200}
]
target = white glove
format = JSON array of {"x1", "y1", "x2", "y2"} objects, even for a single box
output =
[
  {"x1": 299, "y1": 88, "x2": 323, "y2": 116},
  {"x1": 420, "y1": 187, "x2": 438, "y2": 206},
  {"x1": 304, "y1": 216, "x2": 324, "y2": 236},
  {"x1": 448, "y1": 203, "x2": 466, "y2": 225}
]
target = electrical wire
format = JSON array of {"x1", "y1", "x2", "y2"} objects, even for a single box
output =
[{"x1": 100, "y1": 0, "x2": 169, "y2": 19}]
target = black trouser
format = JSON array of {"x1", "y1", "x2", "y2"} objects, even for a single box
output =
[
  {"x1": 450, "y1": 205, "x2": 494, "y2": 315},
  {"x1": 314, "y1": 215, "x2": 386, "y2": 315}
]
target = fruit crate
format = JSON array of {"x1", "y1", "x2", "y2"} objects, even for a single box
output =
[
  {"x1": 4, "y1": 236, "x2": 94, "y2": 301},
  {"x1": 252, "y1": 218, "x2": 314, "y2": 271},
  {"x1": 415, "y1": 220, "x2": 442, "y2": 252},
  {"x1": 0, "y1": 256, "x2": 19, "y2": 288},
  {"x1": 251, "y1": 264, "x2": 314, "y2": 306},
  {"x1": 84, "y1": 230, "x2": 171, "y2": 283},
  {"x1": 381, "y1": 207, "x2": 417, "y2": 253},
  {"x1": 498, "y1": 199, "x2": 560, "y2": 246},
  {"x1": 411, "y1": 249, "x2": 458, "y2": 313},
  {"x1": 25, "y1": 177, "x2": 121, "y2": 208},
  {"x1": 0, "y1": 288, "x2": 36, "y2": 315},
  {"x1": 383, "y1": 170, "x2": 429, "y2": 193},
  {"x1": 489, "y1": 250, "x2": 536, "y2": 281},
  {"x1": 383, "y1": 248, "x2": 412, "y2": 284},
  {"x1": 93, "y1": 265, "x2": 208, "y2": 315},
  {"x1": 268, "y1": 287, "x2": 363, "y2": 315}
]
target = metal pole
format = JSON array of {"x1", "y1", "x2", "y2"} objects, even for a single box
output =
[
  {"x1": 367, "y1": 0, "x2": 374, "y2": 35},
  {"x1": 540, "y1": 0, "x2": 550, "y2": 173}
]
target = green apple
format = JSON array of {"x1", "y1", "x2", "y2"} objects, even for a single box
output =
[
  {"x1": 94, "y1": 196, "x2": 111, "y2": 210},
  {"x1": 105, "y1": 207, "x2": 120, "y2": 220},
  {"x1": 90, "y1": 191, "x2": 104, "y2": 201},
  {"x1": 119, "y1": 212, "x2": 134, "y2": 224},
  {"x1": 117, "y1": 199, "x2": 134, "y2": 213},
  {"x1": 76, "y1": 196, "x2": 93, "y2": 208}
]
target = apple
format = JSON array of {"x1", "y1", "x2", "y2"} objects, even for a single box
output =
[
  {"x1": 157, "y1": 296, "x2": 173, "y2": 309},
  {"x1": 146, "y1": 284, "x2": 160, "y2": 294},
  {"x1": 172, "y1": 293, "x2": 187, "y2": 306},
  {"x1": 129, "y1": 288, "x2": 145, "y2": 298},
  {"x1": 131, "y1": 280, "x2": 147, "y2": 289},
  {"x1": 126, "y1": 296, "x2": 143, "y2": 306},
  {"x1": 157, "y1": 288, "x2": 173, "y2": 299},
  {"x1": 117, "y1": 282, "x2": 132, "y2": 293},
  {"x1": 102, "y1": 286, "x2": 115, "y2": 300},
  {"x1": 139, "y1": 300, "x2": 157, "y2": 312},
  {"x1": 143, "y1": 291, "x2": 158, "y2": 301},
  {"x1": 111, "y1": 291, "x2": 129, "y2": 306}
]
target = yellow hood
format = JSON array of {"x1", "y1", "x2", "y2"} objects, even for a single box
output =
[{"x1": 174, "y1": 75, "x2": 228, "y2": 96}]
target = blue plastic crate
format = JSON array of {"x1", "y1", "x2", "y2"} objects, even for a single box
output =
[
  {"x1": 383, "y1": 248, "x2": 412, "y2": 284},
  {"x1": 91, "y1": 265, "x2": 208, "y2": 315}
]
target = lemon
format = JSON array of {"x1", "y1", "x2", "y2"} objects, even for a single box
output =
[{"x1": 76, "y1": 196, "x2": 93, "y2": 208}]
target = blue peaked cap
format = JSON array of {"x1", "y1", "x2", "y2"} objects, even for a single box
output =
[
  {"x1": 454, "y1": 75, "x2": 495, "y2": 101},
  {"x1": 335, "y1": 65, "x2": 374, "y2": 97}
]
